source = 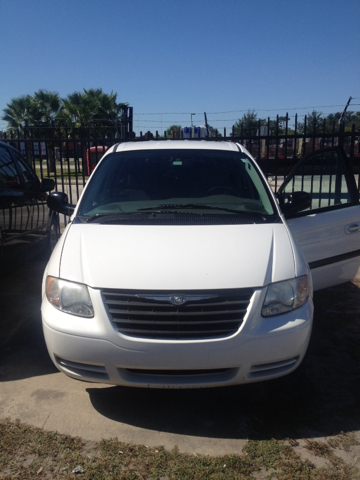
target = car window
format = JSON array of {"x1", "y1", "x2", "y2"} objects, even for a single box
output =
[
  {"x1": 0, "y1": 146, "x2": 21, "y2": 188},
  {"x1": 281, "y1": 149, "x2": 352, "y2": 211},
  {"x1": 12, "y1": 151, "x2": 40, "y2": 190},
  {"x1": 77, "y1": 149, "x2": 276, "y2": 218}
]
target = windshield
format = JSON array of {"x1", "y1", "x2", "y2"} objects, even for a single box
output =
[{"x1": 77, "y1": 149, "x2": 276, "y2": 220}]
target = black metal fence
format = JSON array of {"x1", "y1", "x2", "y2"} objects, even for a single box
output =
[{"x1": 1, "y1": 118, "x2": 359, "y2": 207}]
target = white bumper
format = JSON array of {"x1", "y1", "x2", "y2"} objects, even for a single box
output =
[{"x1": 41, "y1": 287, "x2": 313, "y2": 388}]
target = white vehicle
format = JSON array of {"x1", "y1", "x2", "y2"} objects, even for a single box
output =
[{"x1": 42, "y1": 141, "x2": 360, "y2": 388}]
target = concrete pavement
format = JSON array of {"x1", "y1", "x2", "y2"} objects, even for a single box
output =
[
  {"x1": 1, "y1": 255, "x2": 360, "y2": 456},
  {"x1": 0, "y1": 257, "x2": 249, "y2": 455}
]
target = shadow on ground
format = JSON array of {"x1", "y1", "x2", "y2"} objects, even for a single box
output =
[
  {"x1": 0, "y1": 256, "x2": 57, "y2": 381},
  {"x1": 87, "y1": 281, "x2": 360, "y2": 441},
  {"x1": 2, "y1": 255, "x2": 360, "y2": 443}
]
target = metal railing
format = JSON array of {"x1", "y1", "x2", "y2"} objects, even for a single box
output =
[{"x1": 1, "y1": 119, "x2": 359, "y2": 207}]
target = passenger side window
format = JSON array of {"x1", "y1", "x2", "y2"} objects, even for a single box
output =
[
  {"x1": 281, "y1": 149, "x2": 352, "y2": 212},
  {"x1": 0, "y1": 146, "x2": 20, "y2": 188}
]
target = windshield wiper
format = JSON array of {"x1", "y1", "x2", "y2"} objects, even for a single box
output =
[
  {"x1": 137, "y1": 204, "x2": 267, "y2": 219},
  {"x1": 79, "y1": 212, "x2": 155, "y2": 223}
]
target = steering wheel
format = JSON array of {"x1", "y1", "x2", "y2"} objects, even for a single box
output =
[{"x1": 206, "y1": 186, "x2": 239, "y2": 196}]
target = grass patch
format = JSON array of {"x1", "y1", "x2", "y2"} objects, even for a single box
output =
[
  {"x1": 305, "y1": 439, "x2": 332, "y2": 457},
  {"x1": 1, "y1": 419, "x2": 360, "y2": 479},
  {"x1": 327, "y1": 432, "x2": 360, "y2": 452},
  {"x1": 47, "y1": 170, "x2": 89, "y2": 181}
]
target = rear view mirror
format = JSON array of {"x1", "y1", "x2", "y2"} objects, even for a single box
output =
[
  {"x1": 280, "y1": 191, "x2": 311, "y2": 217},
  {"x1": 47, "y1": 191, "x2": 75, "y2": 216},
  {"x1": 41, "y1": 178, "x2": 55, "y2": 192}
]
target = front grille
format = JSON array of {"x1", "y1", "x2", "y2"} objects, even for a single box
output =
[
  {"x1": 102, "y1": 288, "x2": 254, "y2": 340},
  {"x1": 55, "y1": 356, "x2": 109, "y2": 381},
  {"x1": 247, "y1": 357, "x2": 299, "y2": 380},
  {"x1": 125, "y1": 368, "x2": 231, "y2": 376}
]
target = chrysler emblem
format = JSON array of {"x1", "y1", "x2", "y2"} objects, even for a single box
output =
[
  {"x1": 136, "y1": 293, "x2": 218, "y2": 304},
  {"x1": 170, "y1": 295, "x2": 185, "y2": 305}
]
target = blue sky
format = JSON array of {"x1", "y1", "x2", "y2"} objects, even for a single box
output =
[{"x1": 1, "y1": 0, "x2": 359, "y2": 134}]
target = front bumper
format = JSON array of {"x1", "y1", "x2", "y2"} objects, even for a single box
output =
[{"x1": 41, "y1": 287, "x2": 314, "y2": 388}]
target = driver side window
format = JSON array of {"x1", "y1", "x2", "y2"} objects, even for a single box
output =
[{"x1": 282, "y1": 150, "x2": 352, "y2": 211}]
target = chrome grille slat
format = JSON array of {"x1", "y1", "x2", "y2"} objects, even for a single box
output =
[
  {"x1": 105, "y1": 298, "x2": 250, "y2": 307},
  {"x1": 119, "y1": 328, "x2": 235, "y2": 336},
  {"x1": 102, "y1": 288, "x2": 253, "y2": 340},
  {"x1": 107, "y1": 308, "x2": 247, "y2": 317},
  {"x1": 111, "y1": 318, "x2": 242, "y2": 325}
]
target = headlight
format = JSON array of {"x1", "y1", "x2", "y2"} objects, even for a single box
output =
[
  {"x1": 46, "y1": 276, "x2": 94, "y2": 317},
  {"x1": 262, "y1": 275, "x2": 310, "y2": 317}
]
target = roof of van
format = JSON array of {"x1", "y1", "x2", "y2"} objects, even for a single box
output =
[{"x1": 107, "y1": 140, "x2": 244, "y2": 155}]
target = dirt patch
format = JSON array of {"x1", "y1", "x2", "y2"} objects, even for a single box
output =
[
  {"x1": 1, "y1": 419, "x2": 360, "y2": 479},
  {"x1": 1, "y1": 260, "x2": 360, "y2": 477}
]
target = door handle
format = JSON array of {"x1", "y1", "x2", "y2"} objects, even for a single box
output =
[{"x1": 345, "y1": 223, "x2": 360, "y2": 234}]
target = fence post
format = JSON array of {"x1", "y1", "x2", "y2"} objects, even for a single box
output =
[
  {"x1": 302, "y1": 115, "x2": 307, "y2": 157},
  {"x1": 284, "y1": 113, "x2": 288, "y2": 163},
  {"x1": 47, "y1": 122, "x2": 56, "y2": 173}
]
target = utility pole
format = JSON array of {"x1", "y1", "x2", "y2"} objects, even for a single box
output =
[
  {"x1": 204, "y1": 112, "x2": 210, "y2": 137},
  {"x1": 338, "y1": 96, "x2": 352, "y2": 147}
]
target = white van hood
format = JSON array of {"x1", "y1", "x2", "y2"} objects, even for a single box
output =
[{"x1": 59, "y1": 223, "x2": 295, "y2": 290}]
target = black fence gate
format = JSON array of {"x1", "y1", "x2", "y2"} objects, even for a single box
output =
[{"x1": 1, "y1": 117, "x2": 359, "y2": 208}]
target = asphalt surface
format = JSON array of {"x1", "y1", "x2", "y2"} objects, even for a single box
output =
[{"x1": 1, "y1": 254, "x2": 360, "y2": 456}]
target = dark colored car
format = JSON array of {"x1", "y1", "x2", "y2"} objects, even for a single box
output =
[{"x1": 0, "y1": 141, "x2": 58, "y2": 273}]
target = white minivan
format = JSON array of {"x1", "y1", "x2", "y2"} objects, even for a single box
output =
[{"x1": 42, "y1": 140, "x2": 360, "y2": 388}]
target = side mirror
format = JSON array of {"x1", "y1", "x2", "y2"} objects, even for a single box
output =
[
  {"x1": 280, "y1": 191, "x2": 311, "y2": 216},
  {"x1": 47, "y1": 191, "x2": 75, "y2": 216},
  {"x1": 41, "y1": 178, "x2": 55, "y2": 192}
]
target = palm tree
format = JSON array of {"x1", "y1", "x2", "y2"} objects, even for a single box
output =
[
  {"x1": 2, "y1": 91, "x2": 62, "y2": 167},
  {"x1": 83, "y1": 88, "x2": 128, "y2": 136},
  {"x1": 2, "y1": 95, "x2": 37, "y2": 164},
  {"x1": 57, "y1": 91, "x2": 97, "y2": 173},
  {"x1": 2, "y1": 88, "x2": 129, "y2": 170},
  {"x1": 32, "y1": 90, "x2": 62, "y2": 172},
  {"x1": 33, "y1": 89, "x2": 61, "y2": 125},
  {"x1": 2, "y1": 95, "x2": 36, "y2": 133},
  {"x1": 59, "y1": 91, "x2": 97, "y2": 127},
  {"x1": 58, "y1": 89, "x2": 129, "y2": 171}
]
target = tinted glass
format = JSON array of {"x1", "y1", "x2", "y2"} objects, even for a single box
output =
[
  {"x1": 78, "y1": 149, "x2": 275, "y2": 217},
  {"x1": 282, "y1": 150, "x2": 351, "y2": 210},
  {"x1": 13, "y1": 152, "x2": 40, "y2": 190},
  {"x1": 0, "y1": 146, "x2": 20, "y2": 188}
]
